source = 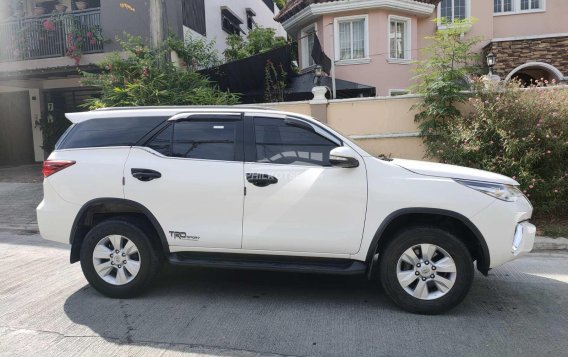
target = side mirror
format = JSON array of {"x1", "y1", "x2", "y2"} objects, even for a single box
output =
[{"x1": 329, "y1": 147, "x2": 359, "y2": 168}]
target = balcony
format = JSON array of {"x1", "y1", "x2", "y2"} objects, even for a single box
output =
[{"x1": 0, "y1": 8, "x2": 103, "y2": 63}]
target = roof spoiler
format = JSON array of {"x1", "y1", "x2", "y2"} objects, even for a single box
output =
[{"x1": 65, "y1": 112, "x2": 88, "y2": 124}]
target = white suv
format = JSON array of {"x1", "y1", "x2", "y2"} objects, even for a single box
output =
[{"x1": 37, "y1": 106, "x2": 535, "y2": 314}]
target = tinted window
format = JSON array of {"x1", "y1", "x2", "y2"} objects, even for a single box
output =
[
  {"x1": 254, "y1": 118, "x2": 338, "y2": 166},
  {"x1": 147, "y1": 125, "x2": 173, "y2": 156},
  {"x1": 59, "y1": 116, "x2": 166, "y2": 149},
  {"x1": 146, "y1": 120, "x2": 239, "y2": 161},
  {"x1": 173, "y1": 121, "x2": 237, "y2": 161}
]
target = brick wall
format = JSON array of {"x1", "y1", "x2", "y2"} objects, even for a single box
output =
[{"x1": 485, "y1": 36, "x2": 568, "y2": 80}]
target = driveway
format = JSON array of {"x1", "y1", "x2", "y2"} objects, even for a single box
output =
[
  {"x1": 0, "y1": 164, "x2": 43, "y2": 232},
  {"x1": 0, "y1": 232, "x2": 567, "y2": 356}
]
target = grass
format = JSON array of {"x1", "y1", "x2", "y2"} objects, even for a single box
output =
[{"x1": 533, "y1": 215, "x2": 568, "y2": 238}]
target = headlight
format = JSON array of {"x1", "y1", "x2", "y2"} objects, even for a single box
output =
[{"x1": 454, "y1": 179, "x2": 524, "y2": 202}]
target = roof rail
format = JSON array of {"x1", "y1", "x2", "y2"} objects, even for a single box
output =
[{"x1": 93, "y1": 105, "x2": 275, "y2": 111}]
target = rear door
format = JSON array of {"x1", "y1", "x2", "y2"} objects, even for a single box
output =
[
  {"x1": 123, "y1": 113, "x2": 245, "y2": 249},
  {"x1": 241, "y1": 114, "x2": 368, "y2": 254}
]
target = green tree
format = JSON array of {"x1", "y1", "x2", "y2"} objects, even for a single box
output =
[
  {"x1": 224, "y1": 26, "x2": 287, "y2": 62},
  {"x1": 412, "y1": 18, "x2": 482, "y2": 159},
  {"x1": 81, "y1": 34, "x2": 239, "y2": 109},
  {"x1": 273, "y1": 0, "x2": 286, "y2": 10}
]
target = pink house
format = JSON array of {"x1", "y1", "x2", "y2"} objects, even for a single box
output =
[{"x1": 275, "y1": 0, "x2": 568, "y2": 96}]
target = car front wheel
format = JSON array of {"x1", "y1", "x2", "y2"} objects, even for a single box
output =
[{"x1": 379, "y1": 226, "x2": 474, "y2": 314}]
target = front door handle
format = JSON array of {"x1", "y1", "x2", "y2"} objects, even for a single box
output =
[
  {"x1": 131, "y1": 168, "x2": 162, "y2": 182},
  {"x1": 246, "y1": 173, "x2": 278, "y2": 187}
]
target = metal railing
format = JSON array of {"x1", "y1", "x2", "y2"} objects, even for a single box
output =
[{"x1": 0, "y1": 8, "x2": 103, "y2": 62}]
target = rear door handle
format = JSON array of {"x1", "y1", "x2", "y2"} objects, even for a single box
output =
[
  {"x1": 131, "y1": 168, "x2": 161, "y2": 182},
  {"x1": 246, "y1": 173, "x2": 278, "y2": 187}
]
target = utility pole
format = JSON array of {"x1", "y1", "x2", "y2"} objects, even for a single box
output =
[{"x1": 149, "y1": 0, "x2": 168, "y2": 49}]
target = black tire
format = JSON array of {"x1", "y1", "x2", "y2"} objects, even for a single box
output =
[
  {"x1": 80, "y1": 219, "x2": 161, "y2": 298},
  {"x1": 379, "y1": 226, "x2": 474, "y2": 315}
]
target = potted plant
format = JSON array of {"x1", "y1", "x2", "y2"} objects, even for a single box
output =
[
  {"x1": 34, "y1": 5, "x2": 46, "y2": 16},
  {"x1": 75, "y1": 1, "x2": 88, "y2": 10},
  {"x1": 65, "y1": 23, "x2": 103, "y2": 64},
  {"x1": 11, "y1": 0, "x2": 25, "y2": 17},
  {"x1": 55, "y1": 2, "x2": 68, "y2": 13}
]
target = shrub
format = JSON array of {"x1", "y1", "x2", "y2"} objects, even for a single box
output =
[
  {"x1": 81, "y1": 34, "x2": 239, "y2": 108},
  {"x1": 224, "y1": 27, "x2": 287, "y2": 62},
  {"x1": 166, "y1": 35, "x2": 221, "y2": 70},
  {"x1": 431, "y1": 80, "x2": 568, "y2": 215}
]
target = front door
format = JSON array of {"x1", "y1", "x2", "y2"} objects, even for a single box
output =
[
  {"x1": 124, "y1": 114, "x2": 244, "y2": 249},
  {"x1": 242, "y1": 115, "x2": 367, "y2": 255}
]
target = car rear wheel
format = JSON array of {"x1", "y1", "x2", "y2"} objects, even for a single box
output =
[
  {"x1": 379, "y1": 226, "x2": 474, "y2": 315},
  {"x1": 80, "y1": 219, "x2": 161, "y2": 298}
]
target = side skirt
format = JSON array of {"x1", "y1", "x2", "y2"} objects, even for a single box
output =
[{"x1": 168, "y1": 252, "x2": 368, "y2": 275}]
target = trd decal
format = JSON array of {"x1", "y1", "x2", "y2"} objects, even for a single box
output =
[{"x1": 169, "y1": 231, "x2": 200, "y2": 241}]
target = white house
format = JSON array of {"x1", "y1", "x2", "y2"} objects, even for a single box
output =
[{"x1": 182, "y1": 0, "x2": 287, "y2": 56}]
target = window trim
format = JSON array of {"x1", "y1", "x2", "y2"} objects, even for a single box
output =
[
  {"x1": 300, "y1": 23, "x2": 318, "y2": 70},
  {"x1": 493, "y1": 0, "x2": 546, "y2": 16},
  {"x1": 387, "y1": 15, "x2": 412, "y2": 62},
  {"x1": 221, "y1": 6, "x2": 244, "y2": 35},
  {"x1": 333, "y1": 14, "x2": 370, "y2": 64},
  {"x1": 436, "y1": 0, "x2": 471, "y2": 28},
  {"x1": 389, "y1": 89, "x2": 410, "y2": 96},
  {"x1": 246, "y1": 8, "x2": 256, "y2": 30}
]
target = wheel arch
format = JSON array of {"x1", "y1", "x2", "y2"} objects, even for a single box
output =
[
  {"x1": 366, "y1": 208, "x2": 490, "y2": 276},
  {"x1": 69, "y1": 198, "x2": 169, "y2": 264}
]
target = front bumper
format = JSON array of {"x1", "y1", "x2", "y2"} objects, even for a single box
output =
[{"x1": 472, "y1": 196, "x2": 535, "y2": 269}]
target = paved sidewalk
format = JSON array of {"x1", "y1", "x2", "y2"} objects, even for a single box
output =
[
  {"x1": 0, "y1": 164, "x2": 43, "y2": 183},
  {"x1": 0, "y1": 182, "x2": 42, "y2": 232}
]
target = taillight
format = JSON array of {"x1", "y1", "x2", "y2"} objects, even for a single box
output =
[{"x1": 42, "y1": 160, "x2": 76, "y2": 178}]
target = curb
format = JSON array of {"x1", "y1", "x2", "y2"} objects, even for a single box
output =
[
  {"x1": 0, "y1": 224, "x2": 39, "y2": 235},
  {"x1": 533, "y1": 237, "x2": 568, "y2": 251}
]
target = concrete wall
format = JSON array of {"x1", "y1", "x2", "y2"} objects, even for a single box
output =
[
  {"x1": 268, "y1": 95, "x2": 428, "y2": 160},
  {"x1": 100, "y1": 0, "x2": 152, "y2": 52},
  {"x1": 492, "y1": 0, "x2": 568, "y2": 39}
]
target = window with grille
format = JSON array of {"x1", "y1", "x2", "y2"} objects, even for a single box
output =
[
  {"x1": 439, "y1": 0, "x2": 469, "y2": 23},
  {"x1": 389, "y1": 17, "x2": 410, "y2": 60}
]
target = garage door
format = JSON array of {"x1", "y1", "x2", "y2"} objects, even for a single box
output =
[{"x1": 0, "y1": 91, "x2": 35, "y2": 166}]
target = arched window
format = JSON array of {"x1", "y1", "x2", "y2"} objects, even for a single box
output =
[{"x1": 506, "y1": 62, "x2": 564, "y2": 86}]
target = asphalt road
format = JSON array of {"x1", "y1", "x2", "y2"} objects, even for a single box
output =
[{"x1": 1, "y1": 232, "x2": 567, "y2": 356}]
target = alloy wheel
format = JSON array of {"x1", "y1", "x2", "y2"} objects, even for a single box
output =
[
  {"x1": 92, "y1": 235, "x2": 141, "y2": 285},
  {"x1": 396, "y1": 243, "x2": 457, "y2": 300}
]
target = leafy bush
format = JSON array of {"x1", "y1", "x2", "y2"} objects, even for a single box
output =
[
  {"x1": 81, "y1": 34, "x2": 239, "y2": 108},
  {"x1": 412, "y1": 18, "x2": 567, "y2": 215},
  {"x1": 224, "y1": 27, "x2": 287, "y2": 62},
  {"x1": 273, "y1": 0, "x2": 286, "y2": 9},
  {"x1": 430, "y1": 80, "x2": 568, "y2": 215},
  {"x1": 166, "y1": 35, "x2": 220, "y2": 70}
]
